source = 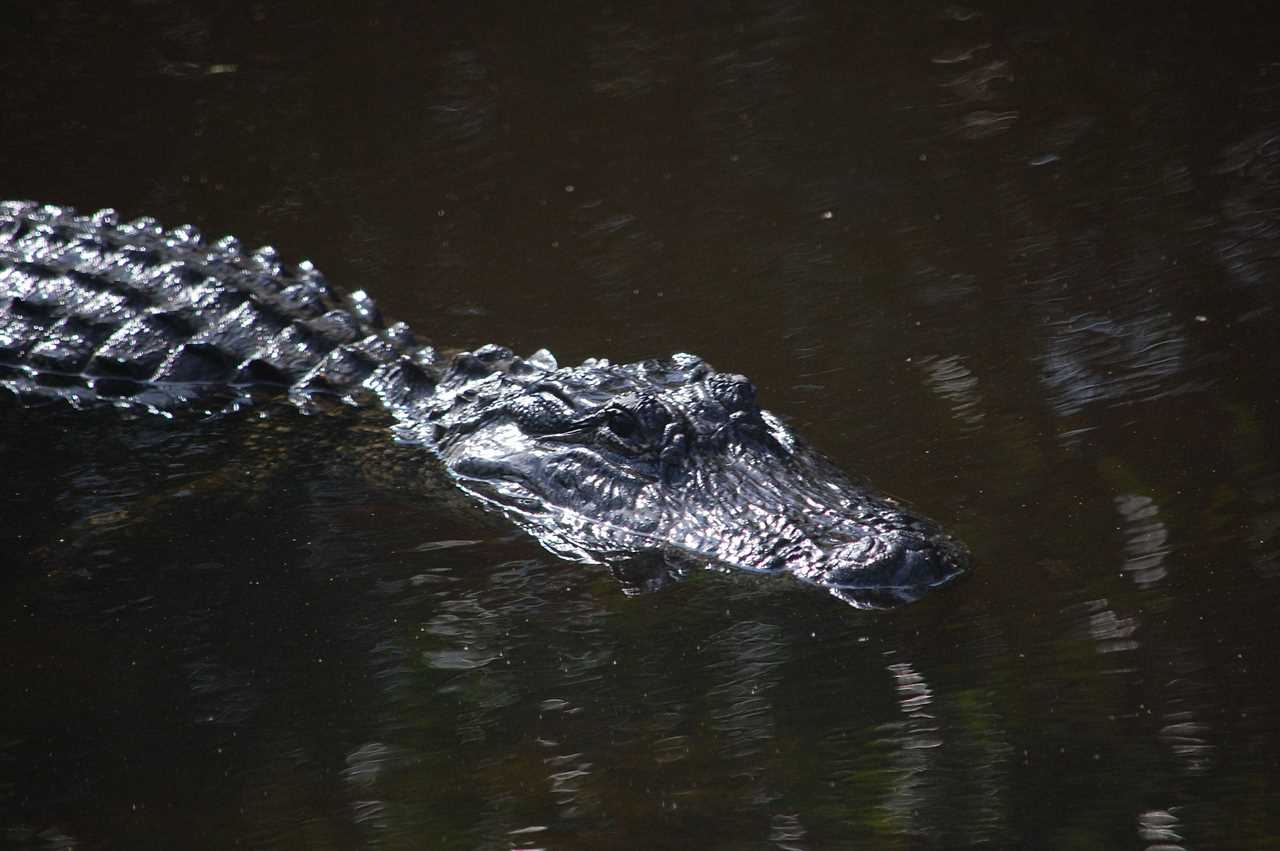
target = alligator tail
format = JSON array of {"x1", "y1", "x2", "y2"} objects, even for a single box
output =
[{"x1": 0, "y1": 201, "x2": 437, "y2": 414}]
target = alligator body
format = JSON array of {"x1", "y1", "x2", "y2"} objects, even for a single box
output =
[{"x1": 0, "y1": 201, "x2": 969, "y2": 607}]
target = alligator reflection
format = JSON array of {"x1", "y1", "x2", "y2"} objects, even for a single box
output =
[{"x1": 1, "y1": 412, "x2": 998, "y2": 846}]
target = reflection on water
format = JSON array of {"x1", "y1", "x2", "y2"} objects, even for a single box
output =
[
  {"x1": 917, "y1": 353, "x2": 985, "y2": 429},
  {"x1": 1116, "y1": 494, "x2": 1171, "y2": 587},
  {"x1": 3, "y1": 0, "x2": 1280, "y2": 848},
  {"x1": 1041, "y1": 311, "x2": 1192, "y2": 420}
]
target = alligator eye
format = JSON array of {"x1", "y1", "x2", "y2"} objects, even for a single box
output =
[
  {"x1": 708, "y1": 372, "x2": 757, "y2": 412},
  {"x1": 605, "y1": 407, "x2": 640, "y2": 441}
]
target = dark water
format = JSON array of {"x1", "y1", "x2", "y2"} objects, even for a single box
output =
[{"x1": 2, "y1": 2, "x2": 1279, "y2": 848}]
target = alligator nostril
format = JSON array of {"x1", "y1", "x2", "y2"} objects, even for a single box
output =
[{"x1": 883, "y1": 548, "x2": 946, "y2": 586}]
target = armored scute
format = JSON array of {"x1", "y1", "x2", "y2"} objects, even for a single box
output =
[{"x1": 0, "y1": 201, "x2": 969, "y2": 607}]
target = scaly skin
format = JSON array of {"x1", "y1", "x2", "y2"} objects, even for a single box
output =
[{"x1": 0, "y1": 201, "x2": 969, "y2": 607}]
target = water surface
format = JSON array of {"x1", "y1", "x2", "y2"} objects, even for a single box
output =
[{"x1": 2, "y1": 2, "x2": 1278, "y2": 849}]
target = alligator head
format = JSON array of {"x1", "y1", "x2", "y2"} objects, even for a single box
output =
[{"x1": 394, "y1": 344, "x2": 970, "y2": 608}]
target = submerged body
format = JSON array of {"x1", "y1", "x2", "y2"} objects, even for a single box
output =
[{"x1": 0, "y1": 201, "x2": 968, "y2": 607}]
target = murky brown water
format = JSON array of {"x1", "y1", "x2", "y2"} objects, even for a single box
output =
[{"x1": 3, "y1": 2, "x2": 1279, "y2": 849}]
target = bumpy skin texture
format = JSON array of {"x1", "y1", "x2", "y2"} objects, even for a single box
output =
[{"x1": 0, "y1": 201, "x2": 969, "y2": 607}]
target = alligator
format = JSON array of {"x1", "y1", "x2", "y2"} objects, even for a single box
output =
[{"x1": 0, "y1": 201, "x2": 969, "y2": 608}]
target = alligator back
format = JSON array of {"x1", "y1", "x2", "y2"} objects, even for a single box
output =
[{"x1": 0, "y1": 201, "x2": 430, "y2": 413}]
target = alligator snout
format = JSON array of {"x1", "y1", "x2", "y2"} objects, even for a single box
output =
[{"x1": 821, "y1": 534, "x2": 970, "y2": 607}]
